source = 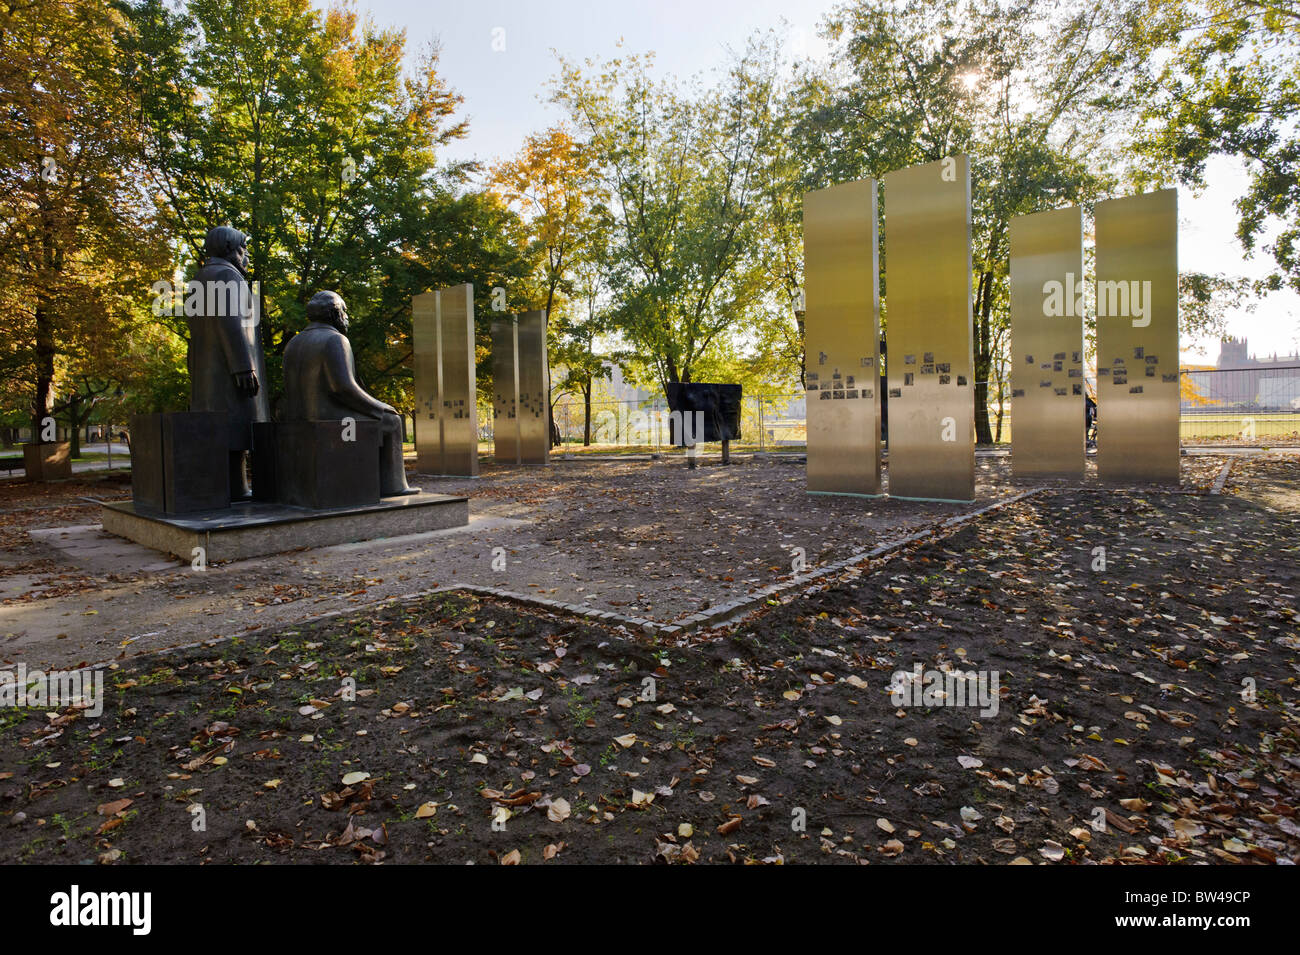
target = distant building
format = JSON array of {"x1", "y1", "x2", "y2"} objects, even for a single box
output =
[
  {"x1": 606, "y1": 364, "x2": 655, "y2": 404},
  {"x1": 1215, "y1": 336, "x2": 1300, "y2": 370},
  {"x1": 1183, "y1": 338, "x2": 1300, "y2": 410}
]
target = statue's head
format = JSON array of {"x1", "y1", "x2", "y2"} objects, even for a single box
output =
[
  {"x1": 306, "y1": 290, "x2": 349, "y2": 332},
  {"x1": 204, "y1": 226, "x2": 248, "y2": 276}
]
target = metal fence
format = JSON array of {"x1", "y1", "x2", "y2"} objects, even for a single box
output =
[
  {"x1": 546, "y1": 394, "x2": 808, "y2": 452},
  {"x1": 537, "y1": 368, "x2": 1300, "y2": 450},
  {"x1": 1179, "y1": 365, "x2": 1300, "y2": 444},
  {"x1": 14, "y1": 368, "x2": 1287, "y2": 457}
]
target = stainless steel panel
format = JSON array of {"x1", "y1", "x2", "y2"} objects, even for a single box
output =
[
  {"x1": 803, "y1": 179, "x2": 882, "y2": 496},
  {"x1": 1010, "y1": 206, "x2": 1085, "y2": 479},
  {"x1": 883, "y1": 156, "x2": 975, "y2": 502},
  {"x1": 516, "y1": 310, "x2": 550, "y2": 465},
  {"x1": 412, "y1": 290, "x2": 441, "y2": 473},
  {"x1": 1095, "y1": 189, "x2": 1179, "y2": 485},
  {"x1": 437, "y1": 283, "x2": 479, "y2": 477},
  {"x1": 492, "y1": 317, "x2": 519, "y2": 464}
]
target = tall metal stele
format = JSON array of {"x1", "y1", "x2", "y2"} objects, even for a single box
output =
[
  {"x1": 883, "y1": 156, "x2": 975, "y2": 503},
  {"x1": 413, "y1": 284, "x2": 478, "y2": 477},
  {"x1": 1095, "y1": 189, "x2": 1180, "y2": 486},
  {"x1": 492, "y1": 310, "x2": 549, "y2": 466},
  {"x1": 1009, "y1": 205, "x2": 1086, "y2": 479},
  {"x1": 803, "y1": 179, "x2": 882, "y2": 496}
]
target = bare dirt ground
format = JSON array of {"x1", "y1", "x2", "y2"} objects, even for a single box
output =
[{"x1": 0, "y1": 453, "x2": 1292, "y2": 865}]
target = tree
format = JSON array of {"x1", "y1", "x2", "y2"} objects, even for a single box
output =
[
  {"x1": 0, "y1": 0, "x2": 169, "y2": 442},
  {"x1": 490, "y1": 126, "x2": 605, "y2": 443},
  {"x1": 551, "y1": 45, "x2": 782, "y2": 390},
  {"x1": 490, "y1": 127, "x2": 603, "y2": 332},
  {"x1": 752, "y1": 57, "x2": 819, "y2": 391},
  {"x1": 550, "y1": 211, "x2": 621, "y2": 445},
  {"x1": 552, "y1": 273, "x2": 614, "y2": 448},
  {"x1": 1134, "y1": 0, "x2": 1300, "y2": 294}
]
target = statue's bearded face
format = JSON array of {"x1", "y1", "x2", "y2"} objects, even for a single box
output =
[
  {"x1": 231, "y1": 242, "x2": 249, "y2": 277},
  {"x1": 332, "y1": 301, "x2": 349, "y2": 332}
]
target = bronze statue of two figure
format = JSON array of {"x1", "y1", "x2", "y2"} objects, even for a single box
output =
[{"x1": 182, "y1": 225, "x2": 418, "y2": 510}]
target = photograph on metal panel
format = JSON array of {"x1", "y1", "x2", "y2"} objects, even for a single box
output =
[{"x1": 2, "y1": 0, "x2": 1295, "y2": 911}]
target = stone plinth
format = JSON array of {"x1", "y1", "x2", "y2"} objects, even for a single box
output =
[{"x1": 101, "y1": 492, "x2": 468, "y2": 562}]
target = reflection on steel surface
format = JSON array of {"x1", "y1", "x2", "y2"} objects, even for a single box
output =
[
  {"x1": 1010, "y1": 206, "x2": 1085, "y2": 479},
  {"x1": 412, "y1": 290, "x2": 439, "y2": 473},
  {"x1": 493, "y1": 311, "x2": 549, "y2": 466},
  {"x1": 803, "y1": 179, "x2": 882, "y2": 495},
  {"x1": 492, "y1": 316, "x2": 519, "y2": 464},
  {"x1": 516, "y1": 311, "x2": 550, "y2": 465},
  {"x1": 1095, "y1": 190, "x2": 1179, "y2": 485},
  {"x1": 413, "y1": 284, "x2": 478, "y2": 476},
  {"x1": 883, "y1": 156, "x2": 975, "y2": 502}
]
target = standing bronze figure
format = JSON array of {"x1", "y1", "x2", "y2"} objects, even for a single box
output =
[{"x1": 187, "y1": 226, "x2": 270, "y2": 499}]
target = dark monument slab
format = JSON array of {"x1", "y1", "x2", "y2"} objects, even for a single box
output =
[
  {"x1": 665, "y1": 382, "x2": 743, "y2": 443},
  {"x1": 129, "y1": 411, "x2": 230, "y2": 513},
  {"x1": 128, "y1": 414, "x2": 165, "y2": 510},
  {"x1": 275, "y1": 419, "x2": 381, "y2": 510},
  {"x1": 250, "y1": 421, "x2": 278, "y2": 503}
]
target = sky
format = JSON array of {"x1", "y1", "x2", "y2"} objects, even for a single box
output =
[{"x1": 332, "y1": 0, "x2": 1300, "y2": 365}]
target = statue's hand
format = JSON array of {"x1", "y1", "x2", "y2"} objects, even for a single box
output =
[
  {"x1": 379, "y1": 404, "x2": 398, "y2": 418},
  {"x1": 233, "y1": 370, "x2": 259, "y2": 397}
]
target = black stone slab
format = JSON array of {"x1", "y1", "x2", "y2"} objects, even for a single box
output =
[
  {"x1": 165, "y1": 411, "x2": 230, "y2": 511},
  {"x1": 275, "y1": 419, "x2": 381, "y2": 509},
  {"x1": 129, "y1": 411, "x2": 229, "y2": 513},
  {"x1": 665, "y1": 382, "x2": 742, "y2": 443},
  {"x1": 129, "y1": 414, "x2": 166, "y2": 510},
  {"x1": 250, "y1": 421, "x2": 278, "y2": 502}
]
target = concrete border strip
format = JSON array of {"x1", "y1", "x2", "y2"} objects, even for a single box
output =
[
  {"x1": 101, "y1": 487, "x2": 1050, "y2": 668},
  {"x1": 1210, "y1": 458, "x2": 1234, "y2": 495},
  {"x1": 100, "y1": 463, "x2": 1239, "y2": 667}
]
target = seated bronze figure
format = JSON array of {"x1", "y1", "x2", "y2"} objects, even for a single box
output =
[{"x1": 282, "y1": 291, "x2": 418, "y2": 497}]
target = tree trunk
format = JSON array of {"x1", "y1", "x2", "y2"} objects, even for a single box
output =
[
  {"x1": 544, "y1": 281, "x2": 560, "y2": 447},
  {"x1": 33, "y1": 305, "x2": 55, "y2": 438},
  {"x1": 69, "y1": 405, "x2": 81, "y2": 458},
  {"x1": 973, "y1": 270, "x2": 994, "y2": 445}
]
